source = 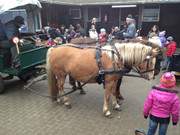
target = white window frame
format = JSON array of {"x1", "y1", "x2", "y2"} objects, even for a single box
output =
[
  {"x1": 69, "y1": 8, "x2": 82, "y2": 19},
  {"x1": 34, "y1": 12, "x2": 42, "y2": 31},
  {"x1": 142, "y1": 7, "x2": 160, "y2": 22}
]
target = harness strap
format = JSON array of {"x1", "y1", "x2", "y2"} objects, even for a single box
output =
[
  {"x1": 110, "y1": 43, "x2": 126, "y2": 73},
  {"x1": 111, "y1": 50, "x2": 116, "y2": 69},
  {"x1": 111, "y1": 43, "x2": 121, "y2": 61},
  {"x1": 95, "y1": 46, "x2": 103, "y2": 70}
]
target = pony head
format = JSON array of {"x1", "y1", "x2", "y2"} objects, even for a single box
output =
[
  {"x1": 136, "y1": 47, "x2": 159, "y2": 80},
  {"x1": 114, "y1": 41, "x2": 159, "y2": 80}
]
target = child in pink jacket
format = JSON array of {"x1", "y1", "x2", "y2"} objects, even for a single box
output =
[{"x1": 144, "y1": 72, "x2": 180, "y2": 135}]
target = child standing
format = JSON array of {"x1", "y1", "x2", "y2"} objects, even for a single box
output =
[
  {"x1": 99, "y1": 28, "x2": 107, "y2": 45},
  {"x1": 163, "y1": 36, "x2": 177, "y2": 71},
  {"x1": 144, "y1": 72, "x2": 180, "y2": 135}
]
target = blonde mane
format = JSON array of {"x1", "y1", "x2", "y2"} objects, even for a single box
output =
[
  {"x1": 99, "y1": 42, "x2": 151, "y2": 67},
  {"x1": 114, "y1": 42, "x2": 152, "y2": 66}
]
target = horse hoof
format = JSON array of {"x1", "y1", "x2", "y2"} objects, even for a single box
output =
[
  {"x1": 57, "y1": 98, "x2": 63, "y2": 105},
  {"x1": 113, "y1": 104, "x2": 122, "y2": 111},
  {"x1": 104, "y1": 110, "x2": 112, "y2": 117},
  {"x1": 80, "y1": 90, "x2": 86, "y2": 95},
  {"x1": 65, "y1": 103, "x2": 72, "y2": 109}
]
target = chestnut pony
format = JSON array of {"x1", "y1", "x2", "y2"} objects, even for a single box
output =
[{"x1": 46, "y1": 40, "x2": 159, "y2": 117}]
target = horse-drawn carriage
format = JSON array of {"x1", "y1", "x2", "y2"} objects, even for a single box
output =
[
  {"x1": 0, "y1": 1, "x2": 162, "y2": 118},
  {"x1": 0, "y1": 0, "x2": 49, "y2": 93},
  {"x1": 0, "y1": 36, "x2": 49, "y2": 93}
]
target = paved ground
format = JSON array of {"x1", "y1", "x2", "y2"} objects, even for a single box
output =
[{"x1": 0, "y1": 74, "x2": 180, "y2": 135}]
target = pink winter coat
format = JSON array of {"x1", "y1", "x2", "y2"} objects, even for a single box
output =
[{"x1": 144, "y1": 85, "x2": 180, "y2": 123}]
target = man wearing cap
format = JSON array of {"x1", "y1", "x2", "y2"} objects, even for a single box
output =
[
  {"x1": 123, "y1": 14, "x2": 137, "y2": 39},
  {"x1": 162, "y1": 36, "x2": 177, "y2": 71},
  {"x1": 4, "y1": 16, "x2": 25, "y2": 67}
]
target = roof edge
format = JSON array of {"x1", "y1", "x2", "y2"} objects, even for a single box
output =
[{"x1": 40, "y1": 1, "x2": 180, "y2": 6}]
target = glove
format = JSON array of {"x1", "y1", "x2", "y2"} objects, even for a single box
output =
[
  {"x1": 144, "y1": 115, "x2": 148, "y2": 119},
  {"x1": 173, "y1": 122, "x2": 177, "y2": 126}
]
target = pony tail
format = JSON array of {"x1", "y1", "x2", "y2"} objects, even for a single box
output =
[{"x1": 46, "y1": 48, "x2": 58, "y2": 101}]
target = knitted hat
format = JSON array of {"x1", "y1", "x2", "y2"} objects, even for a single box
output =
[
  {"x1": 167, "y1": 36, "x2": 173, "y2": 41},
  {"x1": 126, "y1": 14, "x2": 133, "y2": 19},
  {"x1": 160, "y1": 72, "x2": 176, "y2": 88},
  {"x1": 100, "y1": 28, "x2": 106, "y2": 33}
]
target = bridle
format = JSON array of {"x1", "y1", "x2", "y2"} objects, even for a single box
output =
[
  {"x1": 111, "y1": 42, "x2": 157, "y2": 78},
  {"x1": 133, "y1": 52, "x2": 156, "y2": 78}
]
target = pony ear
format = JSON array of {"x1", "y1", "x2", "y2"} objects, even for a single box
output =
[{"x1": 152, "y1": 48, "x2": 159, "y2": 56}]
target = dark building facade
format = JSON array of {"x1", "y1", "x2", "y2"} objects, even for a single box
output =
[{"x1": 40, "y1": 0, "x2": 180, "y2": 46}]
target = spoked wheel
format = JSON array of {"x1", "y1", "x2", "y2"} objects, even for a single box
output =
[{"x1": 0, "y1": 76, "x2": 5, "y2": 94}]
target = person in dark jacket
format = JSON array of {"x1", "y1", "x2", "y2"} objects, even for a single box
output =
[
  {"x1": 75, "y1": 23, "x2": 86, "y2": 37},
  {"x1": 4, "y1": 16, "x2": 24, "y2": 67},
  {"x1": 123, "y1": 14, "x2": 137, "y2": 39}
]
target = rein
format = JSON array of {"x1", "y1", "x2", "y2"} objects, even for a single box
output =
[
  {"x1": 133, "y1": 67, "x2": 155, "y2": 74},
  {"x1": 24, "y1": 70, "x2": 97, "y2": 99}
]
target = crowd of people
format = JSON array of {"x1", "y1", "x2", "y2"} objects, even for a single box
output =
[
  {"x1": 147, "y1": 24, "x2": 177, "y2": 71},
  {"x1": 40, "y1": 14, "x2": 177, "y2": 71},
  {"x1": 0, "y1": 14, "x2": 179, "y2": 135},
  {"x1": 39, "y1": 14, "x2": 137, "y2": 46}
]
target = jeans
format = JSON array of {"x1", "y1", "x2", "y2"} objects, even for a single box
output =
[
  {"x1": 147, "y1": 119, "x2": 168, "y2": 135},
  {"x1": 163, "y1": 56, "x2": 172, "y2": 71}
]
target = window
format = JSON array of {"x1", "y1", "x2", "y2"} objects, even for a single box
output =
[
  {"x1": 142, "y1": 6, "x2": 160, "y2": 22},
  {"x1": 69, "y1": 8, "x2": 81, "y2": 19},
  {"x1": 88, "y1": 7, "x2": 101, "y2": 22},
  {"x1": 34, "y1": 12, "x2": 41, "y2": 31}
]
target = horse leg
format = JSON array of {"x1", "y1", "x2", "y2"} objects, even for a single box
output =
[
  {"x1": 103, "y1": 81, "x2": 114, "y2": 117},
  {"x1": 57, "y1": 75, "x2": 71, "y2": 109},
  {"x1": 69, "y1": 75, "x2": 86, "y2": 94},
  {"x1": 77, "y1": 81, "x2": 86, "y2": 95},
  {"x1": 69, "y1": 75, "x2": 77, "y2": 90},
  {"x1": 116, "y1": 77, "x2": 124, "y2": 105},
  {"x1": 112, "y1": 81, "x2": 121, "y2": 111}
]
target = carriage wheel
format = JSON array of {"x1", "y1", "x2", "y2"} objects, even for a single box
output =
[
  {"x1": 0, "y1": 76, "x2": 5, "y2": 94},
  {"x1": 18, "y1": 75, "x2": 31, "y2": 82}
]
